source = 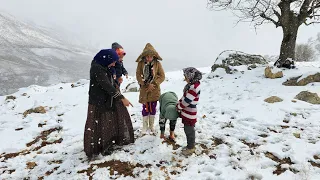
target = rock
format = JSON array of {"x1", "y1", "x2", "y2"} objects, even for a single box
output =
[
  {"x1": 294, "y1": 91, "x2": 320, "y2": 104},
  {"x1": 212, "y1": 50, "x2": 267, "y2": 74},
  {"x1": 293, "y1": 133, "x2": 301, "y2": 139},
  {"x1": 215, "y1": 50, "x2": 268, "y2": 66},
  {"x1": 22, "y1": 93, "x2": 28, "y2": 96},
  {"x1": 283, "y1": 119, "x2": 289, "y2": 123},
  {"x1": 248, "y1": 64, "x2": 257, "y2": 70},
  {"x1": 5, "y1": 95, "x2": 16, "y2": 101},
  {"x1": 211, "y1": 64, "x2": 233, "y2": 74},
  {"x1": 265, "y1": 67, "x2": 283, "y2": 79},
  {"x1": 283, "y1": 73, "x2": 320, "y2": 86},
  {"x1": 282, "y1": 76, "x2": 301, "y2": 86},
  {"x1": 26, "y1": 162, "x2": 37, "y2": 169},
  {"x1": 71, "y1": 81, "x2": 85, "y2": 88},
  {"x1": 23, "y1": 106, "x2": 47, "y2": 118},
  {"x1": 264, "y1": 96, "x2": 283, "y2": 103},
  {"x1": 125, "y1": 82, "x2": 139, "y2": 92},
  {"x1": 291, "y1": 100, "x2": 297, "y2": 103},
  {"x1": 290, "y1": 113, "x2": 297, "y2": 117}
]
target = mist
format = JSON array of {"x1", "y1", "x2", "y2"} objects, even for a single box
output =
[{"x1": 0, "y1": 0, "x2": 319, "y2": 74}]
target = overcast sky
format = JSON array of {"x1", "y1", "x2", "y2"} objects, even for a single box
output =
[{"x1": 0, "y1": 0, "x2": 319, "y2": 71}]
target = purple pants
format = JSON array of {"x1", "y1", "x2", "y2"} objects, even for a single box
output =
[{"x1": 142, "y1": 101, "x2": 157, "y2": 117}]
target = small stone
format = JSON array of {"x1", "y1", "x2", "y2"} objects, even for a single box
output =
[
  {"x1": 283, "y1": 119, "x2": 289, "y2": 123},
  {"x1": 248, "y1": 64, "x2": 257, "y2": 70},
  {"x1": 293, "y1": 133, "x2": 301, "y2": 139},
  {"x1": 290, "y1": 113, "x2": 297, "y2": 117},
  {"x1": 5, "y1": 95, "x2": 16, "y2": 101},
  {"x1": 264, "y1": 96, "x2": 283, "y2": 103},
  {"x1": 26, "y1": 162, "x2": 37, "y2": 169}
]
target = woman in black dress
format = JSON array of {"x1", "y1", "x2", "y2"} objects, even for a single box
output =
[{"x1": 84, "y1": 49, "x2": 134, "y2": 159}]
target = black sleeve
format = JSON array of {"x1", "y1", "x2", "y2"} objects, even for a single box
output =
[
  {"x1": 93, "y1": 65, "x2": 124, "y2": 100},
  {"x1": 122, "y1": 64, "x2": 128, "y2": 75}
]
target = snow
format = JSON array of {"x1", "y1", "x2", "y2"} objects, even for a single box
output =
[{"x1": 1, "y1": 63, "x2": 320, "y2": 179}]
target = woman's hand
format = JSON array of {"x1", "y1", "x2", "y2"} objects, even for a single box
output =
[
  {"x1": 121, "y1": 98, "x2": 133, "y2": 107},
  {"x1": 146, "y1": 83, "x2": 155, "y2": 92},
  {"x1": 118, "y1": 77, "x2": 123, "y2": 84}
]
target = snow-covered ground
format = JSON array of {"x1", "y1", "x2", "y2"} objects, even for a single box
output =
[{"x1": 1, "y1": 63, "x2": 320, "y2": 180}]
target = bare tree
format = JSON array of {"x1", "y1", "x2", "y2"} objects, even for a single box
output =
[
  {"x1": 295, "y1": 43, "x2": 316, "y2": 61},
  {"x1": 207, "y1": 0, "x2": 320, "y2": 68}
]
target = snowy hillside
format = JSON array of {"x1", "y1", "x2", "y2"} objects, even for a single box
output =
[
  {"x1": 1, "y1": 63, "x2": 320, "y2": 180},
  {"x1": 0, "y1": 13, "x2": 94, "y2": 96}
]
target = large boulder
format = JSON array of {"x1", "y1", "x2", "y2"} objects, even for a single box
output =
[
  {"x1": 264, "y1": 67, "x2": 283, "y2": 79},
  {"x1": 215, "y1": 50, "x2": 268, "y2": 66},
  {"x1": 212, "y1": 50, "x2": 268, "y2": 73},
  {"x1": 295, "y1": 91, "x2": 320, "y2": 104},
  {"x1": 283, "y1": 73, "x2": 320, "y2": 86}
]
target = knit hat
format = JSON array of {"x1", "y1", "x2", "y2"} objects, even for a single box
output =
[
  {"x1": 111, "y1": 42, "x2": 123, "y2": 50},
  {"x1": 183, "y1": 67, "x2": 202, "y2": 84},
  {"x1": 136, "y1": 43, "x2": 162, "y2": 62},
  {"x1": 165, "y1": 104, "x2": 179, "y2": 120},
  {"x1": 93, "y1": 49, "x2": 119, "y2": 67}
]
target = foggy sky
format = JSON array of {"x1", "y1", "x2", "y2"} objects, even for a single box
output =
[{"x1": 0, "y1": 0, "x2": 319, "y2": 72}]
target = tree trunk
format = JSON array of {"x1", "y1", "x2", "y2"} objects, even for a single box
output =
[
  {"x1": 276, "y1": 1, "x2": 301, "y2": 68},
  {"x1": 279, "y1": 26, "x2": 299, "y2": 63}
]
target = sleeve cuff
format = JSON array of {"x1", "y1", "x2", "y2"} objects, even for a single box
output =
[{"x1": 113, "y1": 92, "x2": 124, "y2": 100}]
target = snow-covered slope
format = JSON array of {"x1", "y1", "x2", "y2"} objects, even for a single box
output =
[
  {"x1": 0, "y1": 13, "x2": 94, "y2": 96},
  {"x1": 1, "y1": 63, "x2": 320, "y2": 180}
]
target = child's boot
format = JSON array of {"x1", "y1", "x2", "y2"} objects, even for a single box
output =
[
  {"x1": 148, "y1": 115, "x2": 155, "y2": 134},
  {"x1": 160, "y1": 132, "x2": 166, "y2": 140},
  {"x1": 169, "y1": 131, "x2": 175, "y2": 141},
  {"x1": 141, "y1": 116, "x2": 149, "y2": 135}
]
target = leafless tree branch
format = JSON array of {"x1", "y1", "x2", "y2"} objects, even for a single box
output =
[
  {"x1": 260, "y1": 13, "x2": 281, "y2": 27},
  {"x1": 304, "y1": 20, "x2": 320, "y2": 25}
]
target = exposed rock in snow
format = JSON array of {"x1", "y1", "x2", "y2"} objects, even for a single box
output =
[
  {"x1": 264, "y1": 96, "x2": 283, "y2": 103},
  {"x1": 283, "y1": 72, "x2": 320, "y2": 86},
  {"x1": 264, "y1": 67, "x2": 283, "y2": 79},
  {"x1": 295, "y1": 91, "x2": 320, "y2": 104}
]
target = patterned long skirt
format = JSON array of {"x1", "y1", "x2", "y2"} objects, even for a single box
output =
[{"x1": 83, "y1": 101, "x2": 134, "y2": 158}]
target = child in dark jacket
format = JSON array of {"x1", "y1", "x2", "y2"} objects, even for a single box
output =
[
  {"x1": 176, "y1": 67, "x2": 202, "y2": 156},
  {"x1": 111, "y1": 42, "x2": 128, "y2": 88},
  {"x1": 159, "y1": 91, "x2": 180, "y2": 140}
]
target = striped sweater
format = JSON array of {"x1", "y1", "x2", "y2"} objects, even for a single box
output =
[{"x1": 176, "y1": 82, "x2": 201, "y2": 126}]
